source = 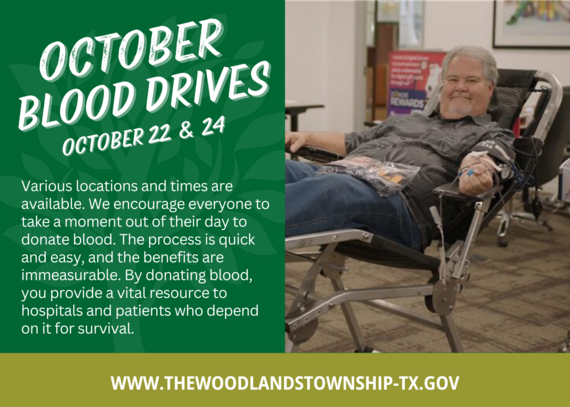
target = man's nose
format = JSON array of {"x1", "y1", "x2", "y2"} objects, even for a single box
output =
[{"x1": 455, "y1": 80, "x2": 468, "y2": 91}]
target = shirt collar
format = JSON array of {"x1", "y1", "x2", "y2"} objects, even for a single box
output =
[{"x1": 429, "y1": 111, "x2": 492, "y2": 126}]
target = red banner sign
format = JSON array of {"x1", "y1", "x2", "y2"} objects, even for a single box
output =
[{"x1": 388, "y1": 50, "x2": 446, "y2": 116}]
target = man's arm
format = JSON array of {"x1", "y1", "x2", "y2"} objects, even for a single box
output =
[
  {"x1": 458, "y1": 131, "x2": 516, "y2": 197},
  {"x1": 285, "y1": 132, "x2": 347, "y2": 155}
]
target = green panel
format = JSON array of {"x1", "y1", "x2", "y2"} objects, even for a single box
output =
[{"x1": 0, "y1": 0, "x2": 284, "y2": 353}]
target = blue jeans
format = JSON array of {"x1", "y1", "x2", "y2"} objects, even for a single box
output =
[{"x1": 285, "y1": 160, "x2": 422, "y2": 251}]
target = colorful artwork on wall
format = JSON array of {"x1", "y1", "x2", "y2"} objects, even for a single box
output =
[{"x1": 493, "y1": 0, "x2": 570, "y2": 49}]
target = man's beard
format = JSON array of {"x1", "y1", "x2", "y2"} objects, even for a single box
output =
[{"x1": 448, "y1": 98, "x2": 472, "y2": 117}]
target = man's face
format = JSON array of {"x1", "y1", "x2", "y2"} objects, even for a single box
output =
[{"x1": 439, "y1": 56, "x2": 494, "y2": 119}]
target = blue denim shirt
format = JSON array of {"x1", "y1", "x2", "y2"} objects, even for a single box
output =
[{"x1": 345, "y1": 111, "x2": 515, "y2": 247}]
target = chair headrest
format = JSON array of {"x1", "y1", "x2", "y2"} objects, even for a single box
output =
[
  {"x1": 488, "y1": 69, "x2": 538, "y2": 130},
  {"x1": 488, "y1": 105, "x2": 519, "y2": 130}
]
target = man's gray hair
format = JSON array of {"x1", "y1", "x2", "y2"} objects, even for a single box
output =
[{"x1": 441, "y1": 45, "x2": 499, "y2": 86}]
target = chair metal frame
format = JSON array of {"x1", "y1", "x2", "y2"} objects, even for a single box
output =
[
  {"x1": 285, "y1": 70, "x2": 562, "y2": 353},
  {"x1": 496, "y1": 85, "x2": 570, "y2": 246}
]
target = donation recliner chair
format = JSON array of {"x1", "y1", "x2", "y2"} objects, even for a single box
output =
[
  {"x1": 285, "y1": 69, "x2": 563, "y2": 353},
  {"x1": 496, "y1": 86, "x2": 570, "y2": 247}
]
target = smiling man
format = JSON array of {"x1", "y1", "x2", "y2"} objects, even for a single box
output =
[
  {"x1": 440, "y1": 55, "x2": 495, "y2": 119},
  {"x1": 285, "y1": 46, "x2": 515, "y2": 250}
]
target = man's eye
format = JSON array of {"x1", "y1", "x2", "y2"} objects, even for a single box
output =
[
  {"x1": 448, "y1": 78, "x2": 458, "y2": 82},
  {"x1": 468, "y1": 79, "x2": 478, "y2": 83}
]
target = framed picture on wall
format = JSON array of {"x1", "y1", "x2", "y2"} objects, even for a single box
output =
[{"x1": 493, "y1": 0, "x2": 570, "y2": 49}]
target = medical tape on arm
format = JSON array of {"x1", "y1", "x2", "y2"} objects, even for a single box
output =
[
  {"x1": 464, "y1": 151, "x2": 502, "y2": 171},
  {"x1": 472, "y1": 139, "x2": 515, "y2": 164}
]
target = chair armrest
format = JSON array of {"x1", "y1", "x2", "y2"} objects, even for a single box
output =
[
  {"x1": 286, "y1": 146, "x2": 345, "y2": 163},
  {"x1": 433, "y1": 179, "x2": 500, "y2": 202}
]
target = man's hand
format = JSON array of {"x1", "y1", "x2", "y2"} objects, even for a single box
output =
[
  {"x1": 285, "y1": 131, "x2": 347, "y2": 156},
  {"x1": 285, "y1": 132, "x2": 310, "y2": 153},
  {"x1": 458, "y1": 163, "x2": 494, "y2": 196}
]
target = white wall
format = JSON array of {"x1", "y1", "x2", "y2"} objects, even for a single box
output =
[
  {"x1": 286, "y1": 0, "x2": 570, "y2": 133},
  {"x1": 286, "y1": 1, "x2": 367, "y2": 133},
  {"x1": 424, "y1": 0, "x2": 570, "y2": 87}
]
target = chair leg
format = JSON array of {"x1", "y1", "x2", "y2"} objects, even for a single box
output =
[
  {"x1": 285, "y1": 243, "x2": 339, "y2": 348},
  {"x1": 440, "y1": 314, "x2": 464, "y2": 353},
  {"x1": 497, "y1": 210, "x2": 510, "y2": 248},
  {"x1": 558, "y1": 331, "x2": 570, "y2": 353},
  {"x1": 285, "y1": 334, "x2": 300, "y2": 353},
  {"x1": 511, "y1": 212, "x2": 554, "y2": 231},
  {"x1": 286, "y1": 243, "x2": 338, "y2": 317},
  {"x1": 329, "y1": 277, "x2": 367, "y2": 352}
]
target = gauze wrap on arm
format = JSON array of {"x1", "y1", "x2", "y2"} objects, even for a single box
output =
[{"x1": 470, "y1": 138, "x2": 515, "y2": 165}]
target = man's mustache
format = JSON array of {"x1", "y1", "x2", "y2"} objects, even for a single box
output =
[{"x1": 451, "y1": 94, "x2": 471, "y2": 100}]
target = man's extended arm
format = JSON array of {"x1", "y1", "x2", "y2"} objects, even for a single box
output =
[
  {"x1": 458, "y1": 130, "x2": 516, "y2": 197},
  {"x1": 285, "y1": 132, "x2": 347, "y2": 156}
]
